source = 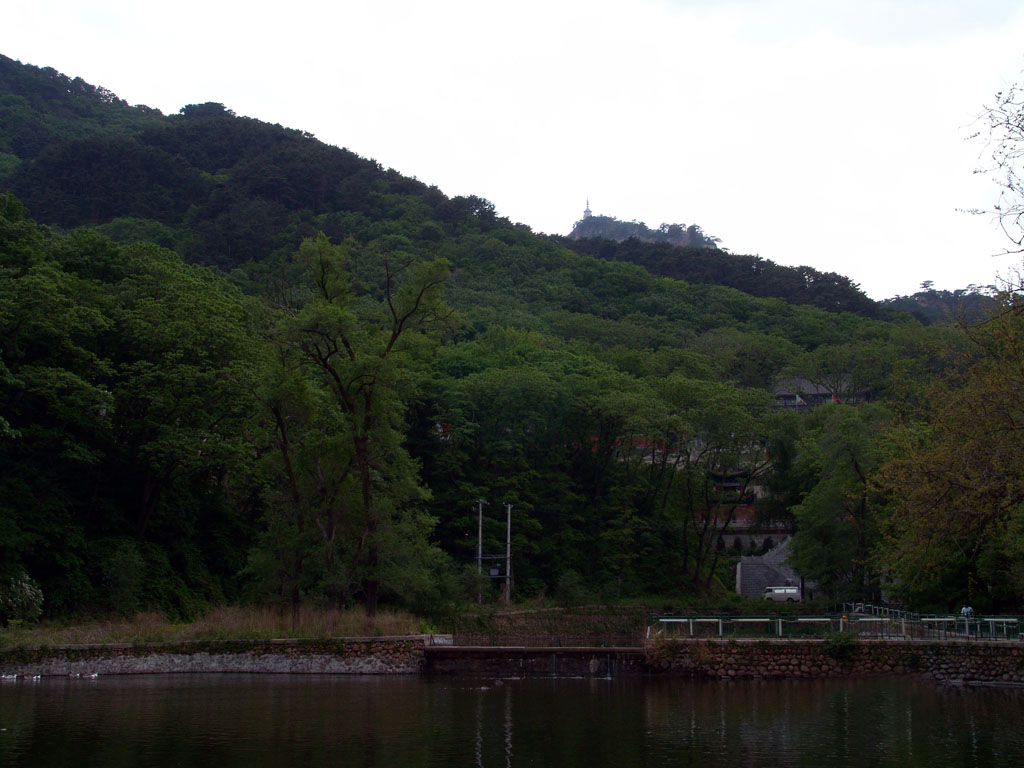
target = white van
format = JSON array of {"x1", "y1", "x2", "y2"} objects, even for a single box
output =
[{"x1": 763, "y1": 586, "x2": 801, "y2": 602}]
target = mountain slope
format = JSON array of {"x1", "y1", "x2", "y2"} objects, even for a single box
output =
[
  {"x1": 0, "y1": 55, "x2": 949, "y2": 617},
  {"x1": 555, "y1": 235, "x2": 882, "y2": 318},
  {"x1": 1, "y1": 53, "x2": 885, "y2": 322}
]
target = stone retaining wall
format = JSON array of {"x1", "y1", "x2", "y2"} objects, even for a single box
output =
[
  {"x1": 0, "y1": 637, "x2": 431, "y2": 677},
  {"x1": 4, "y1": 636, "x2": 1022, "y2": 684},
  {"x1": 424, "y1": 646, "x2": 648, "y2": 677},
  {"x1": 647, "y1": 638, "x2": 1024, "y2": 684}
]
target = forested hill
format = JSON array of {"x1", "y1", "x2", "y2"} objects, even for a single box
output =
[
  {"x1": 0, "y1": 54, "x2": 165, "y2": 168},
  {"x1": 7, "y1": 53, "x2": 1018, "y2": 622},
  {"x1": 0, "y1": 54, "x2": 505, "y2": 273},
  {"x1": 0, "y1": 52, "x2": 883, "y2": 321},
  {"x1": 556, "y1": 235, "x2": 882, "y2": 318}
]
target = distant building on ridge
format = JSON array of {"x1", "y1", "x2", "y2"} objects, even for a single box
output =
[{"x1": 568, "y1": 203, "x2": 720, "y2": 249}]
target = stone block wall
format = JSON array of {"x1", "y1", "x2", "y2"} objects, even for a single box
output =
[
  {"x1": 0, "y1": 636, "x2": 430, "y2": 677},
  {"x1": 4, "y1": 635, "x2": 1022, "y2": 684},
  {"x1": 647, "y1": 638, "x2": 1024, "y2": 684},
  {"x1": 423, "y1": 646, "x2": 648, "y2": 677}
]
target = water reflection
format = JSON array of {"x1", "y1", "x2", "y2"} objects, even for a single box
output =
[{"x1": 0, "y1": 675, "x2": 1022, "y2": 767}]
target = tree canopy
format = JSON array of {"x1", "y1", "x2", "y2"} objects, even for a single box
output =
[{"x1": 2, "y1": 55, "x2": 1022, "y2": 620}]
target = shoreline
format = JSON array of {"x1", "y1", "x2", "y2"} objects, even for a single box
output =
[
  {"x1": 0, "y1": 636, "x2": 433, "y2": 677},
  {"x1": 1, "y1": 636, "x2": 1022, "y2": 686}
]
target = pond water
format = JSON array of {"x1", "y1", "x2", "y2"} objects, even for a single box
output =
[{"x1": 1, "y1": 674, "x2": 1022, "y2": 767}]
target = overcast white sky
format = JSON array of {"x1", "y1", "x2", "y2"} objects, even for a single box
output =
[{"x1": 5, "y1": 0, "x2": 1024, "y2": 298}]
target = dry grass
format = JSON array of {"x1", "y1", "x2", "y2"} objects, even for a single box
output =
[{"x1": 0, "y1": 605, "x2": 425, "y2": 648}]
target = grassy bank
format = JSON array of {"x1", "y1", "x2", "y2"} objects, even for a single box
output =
[
  {"x1": 0, "y1": 595, "x2": 829, "y2": 649},
  {"x1": 0, "y1": 606, "x2": 425, "y2": 648}
]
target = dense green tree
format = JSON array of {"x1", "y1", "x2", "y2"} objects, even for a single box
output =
[
  {"x1": 264, "y1": 233, "x2": 450, "y2": 616},
  {"x1": 693, "y1": 328, "x2": 800, "y2": 388},
  {"x1": 786, "y1": 339, "x2": 897, "y2": 403},
  {"x1": 558, "y1": 234, "x2": 882, "y2": 317},
  {"x1": 651, "y1": 377, "x2": 773, "y2": 589},
  {"x1": 103, "y1": 242, "x2": 261, "y2": 538},
  {"x1": 0, "y1": 198, "x2": 263, "y2": 616},
  {"x1": 877, "y1": 288, "x2": 1024, "y2": 611},
  {"x1": 787, "y1": 403, "x2": 889, "y2": 601},
  {"x1": 0, "y1": 201, "x2": 110, "y2": 608}
]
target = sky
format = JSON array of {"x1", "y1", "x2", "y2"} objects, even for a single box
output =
[{"x1": 5, "y1": 0, "x2": 1024, "y2": 299}]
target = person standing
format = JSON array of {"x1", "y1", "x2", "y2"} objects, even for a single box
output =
[{"x1": 961, "y1": 604, "x2": 974, "y2": 637}]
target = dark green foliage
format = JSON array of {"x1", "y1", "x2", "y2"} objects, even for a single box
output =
[
  {"x1": 786, "y1": 404, "x2": 889, "y2": 602},
  {"x1": 558, "y1": 235, "x2": 883, "y2": 318},
  {"x1": 251, "y1": 233, "x2": 452, "y2": 617},
  {"x1": 0, "y1": 568, "x2": 43, "y2": 624},
  {"x1": 0, "y1": 196, "x2": 262, "y2": 617},
  {"x1": 0, "y1": 54, "x2": 164, "y2": 168},
  {"x1": 880, "y1": 284, "x2": 997, "y2": 325},
  {"x1": 822, "y1": 631, "x2": 858, "y2": 663},
  {"x1": 10, "y1": 135, "x2": 211, "y2": 228},
  {"x1": 0, "y1": 55, "x2": 985, "y2": 618}
]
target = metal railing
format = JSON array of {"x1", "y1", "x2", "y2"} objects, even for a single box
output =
[
  {"x1": 841, "y1": 602, "x2": 1023, "y2": 641},
  {"x1": 647, "y1": 611, "x2": 1023, "y2": 642},
  {"x1": 841, "y1": 602, "x2": 915, "y2": 620}
]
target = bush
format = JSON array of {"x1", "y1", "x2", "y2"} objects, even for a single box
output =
[
  {"x1": 823, "y1": 630, "x2": 858, "y2": 663},
  {"x1": 0, "y1": 569, "x2": 44, "y2": 624},
  {"x1": 554, "y1": 570, "x2": 592, "y2": 606},
  {"x1": 90, "y1": 538, "x2": 205, "y2": 620},
  {"x1": 95, "y1": 539, "x2": 146, "y2": 615}
]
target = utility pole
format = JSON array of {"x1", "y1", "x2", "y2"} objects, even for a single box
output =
[
  {"x1": 503, "y1": 502, "x2": 513, "y2": 607},
  {"x1": 476, "y1": 499, "x2": 488, "y2": 604}
]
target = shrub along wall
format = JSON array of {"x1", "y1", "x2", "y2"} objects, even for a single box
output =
[{"x1": 647, "y1": 638, "x2": 1024, "y2": 684}]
